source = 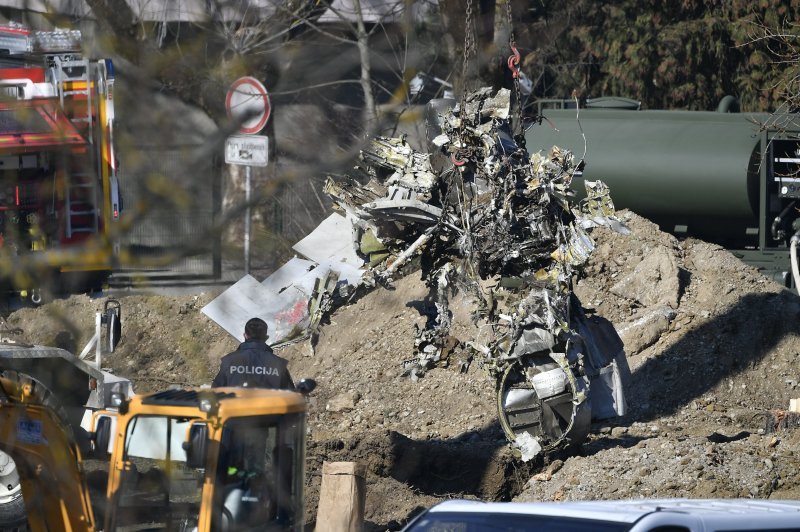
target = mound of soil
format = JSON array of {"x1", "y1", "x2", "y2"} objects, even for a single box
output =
[
  {"x1": 6, "y1": 210, "x2": 800, "y2": 529},
  {"x1": 518, "y1": 211, "x2": 800, "y2": 505}
]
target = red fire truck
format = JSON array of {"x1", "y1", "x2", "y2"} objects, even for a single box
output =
[{"x1": 0, "y1": 23, "x2": 121, "y2": 299}]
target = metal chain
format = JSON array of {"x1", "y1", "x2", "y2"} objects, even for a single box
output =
[
  {"x1": 450, "y1": 0, "x2": 477, "y2": 267},
  {"x1": 505, "y1": 0, "x2": 522, "y2": 138},
  {"x1": 455, "y1": 0, "x2": 475, "y2": 166},
  {"x1": 461, "y1": 0, "x2": 475, "y2": 99}
]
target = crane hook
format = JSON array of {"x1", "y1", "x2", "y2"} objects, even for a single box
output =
[
  {"x1": 507, "y1": 43, "x2": 521, "y2": 79},
  {"x1": 451, "y1": 153, "x2": 466, "y2": 167}
]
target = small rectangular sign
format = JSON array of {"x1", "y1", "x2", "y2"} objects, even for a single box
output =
[
  {"x1": 225, "y1": 134, "x2": 269, "y2": 167},
  {"x1": 17, "y1": 417, "x2": 46, "y2": 445}
]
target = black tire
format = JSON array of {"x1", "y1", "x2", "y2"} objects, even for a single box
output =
[{"x1": 0, "y1": 494, "x2": 28, "y2": 532}]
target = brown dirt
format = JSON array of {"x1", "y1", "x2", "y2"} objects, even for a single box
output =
[{"x1": 6, "y1": 210, "x2": 800, "y2": 530}]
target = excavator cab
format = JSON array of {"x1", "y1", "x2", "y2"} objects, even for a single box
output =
[
  {"x1": 0, "y1": 375, "x2": 313, "y2": 532},
  {"x1": 99, "y1": 386, "x2": 311, "y2": 532}
]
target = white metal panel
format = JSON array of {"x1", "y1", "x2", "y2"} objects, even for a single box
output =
[
  {"x1": 202, "y1": 274, "x2": 313, "y2": 343},
  {"x1": 263, "y1": 257, "x2": 363, "y2": 296},
  {"x1": 201, "y1": 275, "x2": 273, "y2": 342},
  {"x1": 260, "y1": 257, "x2": 316, "y2": 294},
  {"x1": 292, "y1": 212, "x2": 363, "y2": 268},
  {"x1": 315, "y1": 258, "x2": 363, "y2": 286}
]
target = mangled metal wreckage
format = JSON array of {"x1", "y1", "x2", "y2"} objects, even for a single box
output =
[
  {"x1": 320, "y1": 87, "x2": 631, "y2": 460},
  {"x1": 203, "y1": 87, "x2": 630, "y2": 460}
]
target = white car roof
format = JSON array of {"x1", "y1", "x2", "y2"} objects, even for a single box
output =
[{"x1": 426, "y1": 498, "x2": 800, "y2": 524}]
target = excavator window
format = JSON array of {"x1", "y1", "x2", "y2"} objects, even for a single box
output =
[
  {"x1": 109, "y1": 415, "x2": 203, "y2": 531},
  {"x1": 212, "y1": 413, "x2": 306, "y2": 532}
]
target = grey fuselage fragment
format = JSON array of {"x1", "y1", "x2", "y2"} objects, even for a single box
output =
[{"x1": 325, "y1": 87, "x2": 629, "y2": 458}]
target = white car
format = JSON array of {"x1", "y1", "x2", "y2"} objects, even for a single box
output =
[{"x1": 401, "y1": 499, "x2": 800, "y2": 531}]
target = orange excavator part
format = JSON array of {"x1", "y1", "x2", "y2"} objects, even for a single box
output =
[{"x1": 0, "y1": 374, "x2": 95, "y2": 532}]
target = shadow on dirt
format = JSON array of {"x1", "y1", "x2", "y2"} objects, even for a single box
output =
[
  {"x1": 307, "y1": 421, "x2": 543, "y2": 530},
  {"x1": 307, "y1": 421, "x2": 534, "y2": 497},
  {"x1": 627, "y1": 291, "x2": 800, "y2": 423},
  {"x1": 384, "y1": 426, "x2": 535, "y2": 501}
]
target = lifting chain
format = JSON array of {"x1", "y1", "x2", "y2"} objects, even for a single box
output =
[
  {"x1": 460, "y1": 0, "x2": 476, "y2": 104},
  {"x1": 454, "y1": 0, "x2": 476, "y2": 166},
  {"x1": 505, "y1": 0, "x2": 523, "y2": 138}
]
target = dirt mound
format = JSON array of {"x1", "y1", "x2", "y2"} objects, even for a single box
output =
[
  {"x1": 519, "y1": 211, "x2": 800, "y2": 504},
  {"x1": 576, "y1": 211, "x2": 800, "y2": 418},
  {"x1": 5, "y1": 293, "x2": 231, "y2": 390},
  {"x1": 6, "y1": 210, "x2": 800, "y2": 529}
]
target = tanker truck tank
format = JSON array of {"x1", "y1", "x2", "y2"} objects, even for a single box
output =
[{"x1": 524, "y1": 97, "x2": 800, "y2": 286}]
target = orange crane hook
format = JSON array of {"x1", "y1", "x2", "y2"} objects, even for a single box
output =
[{"x1": 507, "y1": 43, "x2": 521, "y2": 79}]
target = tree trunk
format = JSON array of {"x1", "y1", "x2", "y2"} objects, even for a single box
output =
[
  {"x1": 494, "y1": 0, "x2": 511, "y2": 61},
  {"x1": 353, "y1": 0, "x2": 377, "y2": 128}
]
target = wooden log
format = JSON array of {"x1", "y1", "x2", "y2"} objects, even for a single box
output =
[
  {"x1": 315, "y1": 461, "x2": 367, "y2": 532},
  {"x1": 790, "y1": 398, "x2": 800, "y2": 413}
]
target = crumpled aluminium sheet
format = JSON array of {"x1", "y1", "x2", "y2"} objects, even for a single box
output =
[{"x1": 325, "y1": 87, "x2": 629, "y2": 455}]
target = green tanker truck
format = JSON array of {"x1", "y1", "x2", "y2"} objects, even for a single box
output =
[{"x1": 524, "y1": 97, "x2": 800, "y2": 286}]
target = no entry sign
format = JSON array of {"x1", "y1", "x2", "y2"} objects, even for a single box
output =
[{"x1": 226, "y1": 76, "x2": 270, "y2": 134}]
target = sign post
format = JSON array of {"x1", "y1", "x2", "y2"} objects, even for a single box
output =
[{"x1": 225, "y1": 77, "x2": 271, "y2": 276}]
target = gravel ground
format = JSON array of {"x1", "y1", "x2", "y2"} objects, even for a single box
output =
[{"x1": 6, "y1": 210, "x2": 800, "y2": 529}]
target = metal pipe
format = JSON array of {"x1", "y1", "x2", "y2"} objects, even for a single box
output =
[
  {"x1": 245, "y1": 165, "x2": 251, "y2": 276},
  {"x1": 771, "y1": 200, "x2": 796, "y2": 241},
  {"x1": 716, "y1": 95, "x2": 740, "y2": 113},
  {"x1": 383, "y1": 229, "x2": 434, "y2": 277}
]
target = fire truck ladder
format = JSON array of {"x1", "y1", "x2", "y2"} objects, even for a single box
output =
[
  {"x1": 53, "y1": 56, "x2": 99, "y2": 239},
  {"x1": 65, "y1": 171, "x2": 99, "y2": 238}
]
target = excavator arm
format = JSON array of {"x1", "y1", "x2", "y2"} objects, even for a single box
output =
[{"x1": 0, "y1": 374, "x2": 95, "y2": 532}]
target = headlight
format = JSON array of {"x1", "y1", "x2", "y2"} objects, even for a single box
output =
[
  {"x1": 110, "y1": 392, "x2": 124, "y2": 407},
  {"x1": 199, "y1": 399, "x2": 212, "y2": 413}
]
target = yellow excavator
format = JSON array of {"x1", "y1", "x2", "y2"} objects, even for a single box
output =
[{"x1": 0, "y1": 372, "x2": 315, "y2": 532}]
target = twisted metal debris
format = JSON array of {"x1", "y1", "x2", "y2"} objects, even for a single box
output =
[{"x1": 324, "y1": 87, "x2": 630, "y2": 458}]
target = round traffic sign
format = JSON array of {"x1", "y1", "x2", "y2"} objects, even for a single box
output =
[{"x1": 226, "y1": 76, "x2": 271, "y2": 134}]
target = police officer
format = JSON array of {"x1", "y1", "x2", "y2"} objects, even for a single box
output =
[{"x1": 212, "y1": 317, "x2": 294, "y2": 389}]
